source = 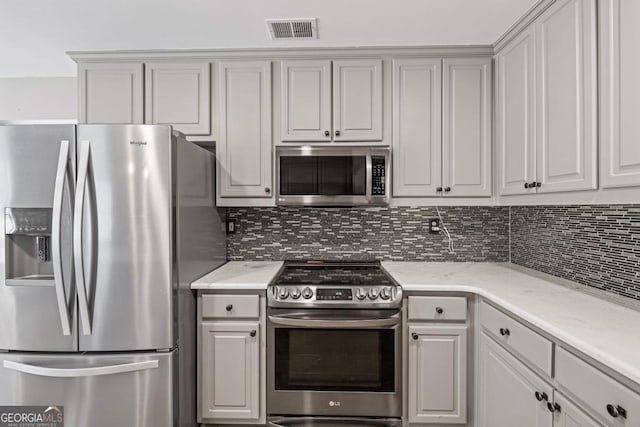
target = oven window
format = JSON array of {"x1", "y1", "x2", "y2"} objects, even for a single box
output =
[
  {"x1": 274, "y1": 328, "x2": 395, "y2": 392},
  {"x1": 279, "y1": 156, "x2": 367, "y2": 196}
]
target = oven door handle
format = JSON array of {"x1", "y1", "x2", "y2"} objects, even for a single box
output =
[{"x1": 268, "y1": 313, "x2": 400, "y2": 329}]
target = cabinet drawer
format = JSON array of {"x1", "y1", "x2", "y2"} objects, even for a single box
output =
[
  {"x1": 556, "y1": 347, "x2": 640, "y2": 425},
  {"x1": 479, "y1": 301, "x2": 552, "y2": 376},
  {"x1": 408, "y1": 296, "x2": 467, "y2": 321},
  {"x1": 202, "y1": 295, "x2": 260, "y2": 319}
]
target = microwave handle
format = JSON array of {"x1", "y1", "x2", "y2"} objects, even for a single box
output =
[
  {"x1": 268, "y1": 314, "x2": 400, "y2": 329},
  {"x1": 365, "y1": 153, "x2": 373, "y2": 202}
]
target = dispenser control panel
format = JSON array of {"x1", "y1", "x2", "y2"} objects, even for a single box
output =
[{"x1": 5, "y1": 208, "x2": 52, "y2": 235}]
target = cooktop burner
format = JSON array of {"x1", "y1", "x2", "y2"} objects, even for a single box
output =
[{"x1": 268, "y1": 261, "x2": 402, "y2": 308}]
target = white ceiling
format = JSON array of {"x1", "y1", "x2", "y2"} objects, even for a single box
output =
[{"x1": 0, "y1": 0, "x2": 539, "y2": 78}]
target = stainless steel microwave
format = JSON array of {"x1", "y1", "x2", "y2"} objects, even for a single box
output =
[{"x1": 276, "y1": 147, "x2": 390, "y2": 206}]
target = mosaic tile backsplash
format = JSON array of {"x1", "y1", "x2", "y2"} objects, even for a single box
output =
[
  {"x1": 227, "y1": 206, "x2": 510, "y2": 262},
  {"x1": 510, "y1": 205, "x2": 640, "y2": 301}
]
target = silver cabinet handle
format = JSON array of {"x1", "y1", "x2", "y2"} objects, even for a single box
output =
[
  {"x1": 74, "y1": 140, "x2": 92, "y2": 335},
  {"x1": 3, "y1": 360, "x2": 158, "y2": 378},
  {"x1": 52, "y1": 140, "x2": 72, "y2": 336}
]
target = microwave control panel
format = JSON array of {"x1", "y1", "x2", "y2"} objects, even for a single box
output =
[{"x1": 371, "y1": 157, "x2": 386, "y2": 196}]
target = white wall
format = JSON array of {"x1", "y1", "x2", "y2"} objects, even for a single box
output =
[{"x1": 0, "y1": 77, "x2": 77, "y2": 121}]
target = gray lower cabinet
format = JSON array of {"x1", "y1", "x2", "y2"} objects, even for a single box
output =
[
  {"x1": 200, "y1": 321, "x2": 261, "y2": 423},
  {"x1": 552, "y1": 392, "x2": 602, "y2": 427},
  {"x1": 478, "y1": 332, "x2": 553, "y2": 427},
  {"x1": 408, "y1": 325, "x2": 467, "y2": 424}
]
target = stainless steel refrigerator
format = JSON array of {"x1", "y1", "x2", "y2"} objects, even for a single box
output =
[{"x1": 0, "y1": 124, "x2": 226, "y2": 427}]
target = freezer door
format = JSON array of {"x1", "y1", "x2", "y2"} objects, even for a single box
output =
[
  {"x1": 75, "y1": 125, "x2": 174, "y2": 351},
  {"x1": 0, "y1": 350, "x2": 176, "y2": 427},
  {"x1": 0, "y1": 125, "x2": 77, "y2": 352}
]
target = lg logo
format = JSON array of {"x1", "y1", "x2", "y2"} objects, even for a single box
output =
[{"x1": 328, "y1": 401, "x2": 341, "y2": 407}]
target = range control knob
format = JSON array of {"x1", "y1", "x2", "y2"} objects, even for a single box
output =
[
  {"x1": 380, "y1": 287, "x2": 392, "y2": 300},
  {"x1": 355, "y1": 288, "x2": 367, "y2": 300},
  {"x1": 302, "y1": 287, "x2": 313, "y2": 299},
  {"x1": 278, "y1": 287, "x2": 289, "y2": 300},
  {"x1": 368, "y1": 288, "x2": 379, "y2": 300},
  {"x1": 290, "y1": 287, "x2": 301, "y2": 299}
]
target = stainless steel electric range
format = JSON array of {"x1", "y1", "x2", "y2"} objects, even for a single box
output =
[{"x1": 267, "y1": 261, "x2": 403, "y2": 427}]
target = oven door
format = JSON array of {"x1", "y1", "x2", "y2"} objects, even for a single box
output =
[
  {"x1": 268, "y1": 417, "x2": 403, "y2": 427},
  {"x1": 267, "y1": 309, "x2": 402, "y2": 418}
]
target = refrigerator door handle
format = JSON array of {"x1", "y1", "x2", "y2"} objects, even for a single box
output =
[
  {"x1": 74, "y1": 140, "x2": 92, "y2": 335},
  {"x1": 3, "y1": 359, "x2": 158, "y2": 378},
  {"x1": 51, "y1": 139, "x2": 72, "y2": 336}
]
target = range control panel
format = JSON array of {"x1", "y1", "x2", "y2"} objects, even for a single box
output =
[
  {"x1": 268, "y1": 284, "x2": 402, "y2": 308},
  {"x1": 371, "y1": 157, "x2": 386, "y2": 196}
]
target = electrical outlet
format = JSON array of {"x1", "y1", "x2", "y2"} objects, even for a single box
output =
[
  {"x1": 226, "y1": 219, "x2": 236, "y2": 234},
  {"x1": 428, "y1": 218, "x2": 441, "y2": 234}
]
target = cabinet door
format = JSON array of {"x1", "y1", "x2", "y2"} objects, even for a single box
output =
[
  {"x1": 552, "y1": 392, "x2": 603, "y2": 427},
  {"x1": 408, "y1": 325, "x2": 467, "y2": 424},
  {"x1": 497, "y1": 27, "x2": 537, "y2": 196},
  {"x1": 442, "y1": 58, "x2": 492, "y2": 197},
  {"x1": 281, "y1": 60, "x2": 332, "y2": 142},
  {"x1": 478, "y1": 333, "x2": 553, "y2": 427},
  {"x1": 145, "y1": 61, "x2": 211, "y2": 135},
  {"x1": 535, "y1": 0, "x2": 597, "y2": 193},
  {"x1": 201, "y1": 322, "x2": 260, "y2": 422},
  {"x1": 333, "y1": 59, "x2": 383, "y2": 141},
  {"x1": 392, "y1": 59, "x2": 442, "y2": 197},
  {"x1": 600, "y1": 0, "x2": 640, "y2": 188},
  {"x1": 78, "y1": 62, "x2": 143, "y2": 124},
  {"x1": 217, "y1": 61, "x2": 272, "y2": 198}
]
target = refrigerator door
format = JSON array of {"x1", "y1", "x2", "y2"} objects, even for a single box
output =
[
  {"x1": 0, "y1": 125, "x2": 77, "y2": 352},
  {"x1": 0, "y1": 350, "x2": 176, "y2": 427},
  {"x1": 75, "y1": 125, "x2": 174, "y2": 351}
]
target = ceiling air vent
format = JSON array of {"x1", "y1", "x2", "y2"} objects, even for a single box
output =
[{"x1": 266, "y1": 19, "x2": 317, "y2": 40}]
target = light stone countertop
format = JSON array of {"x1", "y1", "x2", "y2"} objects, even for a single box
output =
[
  {"x1": 191, "y1": 261, "x2": 283, "y2": 290},
  {"x1": 191, "y1": 260, "x2": 640, "y2": 388}
]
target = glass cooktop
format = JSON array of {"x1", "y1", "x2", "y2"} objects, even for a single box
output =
[{"x1": 272, "y1": 261, "x2": 396, "y2": 288}]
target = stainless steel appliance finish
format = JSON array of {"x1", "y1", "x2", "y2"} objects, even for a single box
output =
[
  {"x1": 0, "y1": 124, "x2": 226, "y2": 427},
  {"x1": 276, "y1": 146, "x2": 390, "y2": 206},
  {"x1": 267, "y1": 261, "x2": 402, "y2": 420},
  {"x1": 268, "y1": 417, "x2": 403, "y2": 427}
]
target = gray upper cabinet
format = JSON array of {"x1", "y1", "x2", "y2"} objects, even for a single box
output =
[
  {"x1": 535, "y1": 0, "x2": 597, "y2": 193},
  {"x1": 217, "y1": 61, "x2": 272, "y2": 201},
  {"x1": 443, "y1": 57, "x2": 492, "y2": 197},
  {"x1": 280, "y1": 60, "x2": 332, "y2": 142},
  {"x1": 280, "y1": 59, "x2": 383, "y2": 143},
  {"x1": 497, "y1": 27, "x2": 537, "y2": 196},
  {"x1": 78, "y1": 62, "x2": 144, "y2": 124},
  {"x1": 599, "y1": 0, "x2": 640, "y2": 188},
  {"x1": 145, "y1": 61, "x2": 211, "y2": 136},
  {"x1": 392, "y1": 58, "x2": 442, "y2": 197},
  {"x1": 333, "y1": 59, "x2": 383, "y2": 141}
]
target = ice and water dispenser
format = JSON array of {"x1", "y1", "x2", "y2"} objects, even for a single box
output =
[{"x1": 4, "y1": 208, "x2": 54, "y2": 285}]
